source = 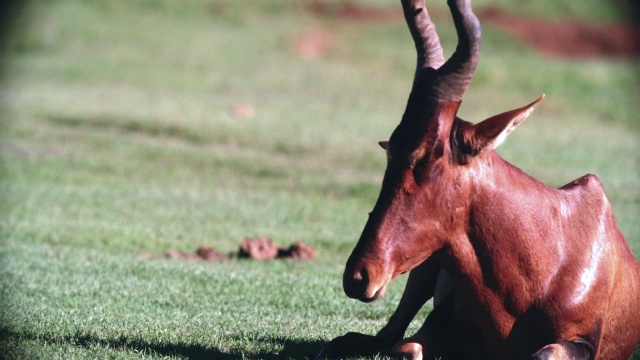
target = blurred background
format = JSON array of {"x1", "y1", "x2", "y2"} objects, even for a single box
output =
[{"x1": 1, "y1": 0, "x2": 638, "y2": 358}]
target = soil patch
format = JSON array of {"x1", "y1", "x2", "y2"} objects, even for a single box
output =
[
  {"x1": 306, "y1": 0, "x2": 401, "y2": 22},
  {"x1": 278, "y1": 241, "x2": 317, "y2": 260},
  {"x1": 239, "y1": 237, "x2": 280, "y2": 260},
  {"x1": 305, "y1": 1, "x2": 640, "y2": 58},
  {"x1": 239, "y1": 237, "x2": 317, "y2": 260},
  {"x1": 290, "y1": 27, "x2": 335, "y2": 59},
  {"x1": 160, "y1": 238, "x2": 316, "y2": 262},
  {"x1": 164, "y1": 246, "x2": 228, "y2": 262},
  {"x1": 478, "y1": 7, "x2": 640, "y2": 58}
]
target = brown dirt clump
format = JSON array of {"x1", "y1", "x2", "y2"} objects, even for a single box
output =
[
  {"x1": 164, "y1": 246, "x2": 228, "y2": 262},
  {"x1": 290, "y1": 27, "x2": 335, "y2": 59},
  {"x1": 239, "y1": 237, "x2": 280, "y2": 260},
  {"x1": 239, "y1": 237, "x2": 317, "y2": 260},
  {"x1": 195, "y1": 246, "x2": 229, "y2": 261},
  {"x1": 278, "y1": 241, "x2": 317, "y2": 260},
  {"x1": 230, "y1": 104, "x2": 256, "y2": 119},
  {"x1": 162, "y1": 239, "x2": 317, "y2": 262},
  {"x1": 164, "y1": 249, "x2": 202, "y2": 261}
]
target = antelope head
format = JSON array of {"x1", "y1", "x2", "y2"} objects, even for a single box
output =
[{"x1": 343, "y1": 0, "x2": 543, "y2": 302}]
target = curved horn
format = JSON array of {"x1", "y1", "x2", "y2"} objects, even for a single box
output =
[
  {"x1": 433, "y1": 0, "x2": 482, "y2": 101},
  {"x1": 401, "y1": 0, "x2": 445, "y2": 79}
]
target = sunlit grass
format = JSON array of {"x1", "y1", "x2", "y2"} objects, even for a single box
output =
[{"x1": 1, "y1": 0, "x2": 638, "y2": 358}]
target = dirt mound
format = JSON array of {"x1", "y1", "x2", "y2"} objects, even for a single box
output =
[
  {"x1": 160, "y1": 238, "x2": 317, "y2": 262},
  {"x1": 291, "y1": 27, "x2": 335, "y2": 59},
  {"x1": 278, "y1": 241, "x2": 317, "y2": 260},
  {"x1": 304, "y1": 1, "x2": 640, "y2": 58},
  {"x1": 196, "y1": 246, "x2": 229, "y2": 261},
  {"x1": 164, "y1": 246, "x2": 228, "y2": 262},
  {"x1": 239, "y1": 237, "x2": 280, "y2": 260},
  {"x1": 479, "y1": 7, "x2": 640, "y2": 58},
  {"x1": 240, "y1": 237, "x2": 317, "y2": 260}
]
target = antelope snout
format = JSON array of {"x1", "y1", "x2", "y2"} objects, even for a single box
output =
[
  {"x1": 343, "y1": 260, "x2": 389, "y2": 302},
  {"x1": 343, "y1": 262, "x2": 369, "y2": 299}
]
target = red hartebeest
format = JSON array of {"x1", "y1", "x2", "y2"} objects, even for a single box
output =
[{"x1": 318, "y1": 0, "x2": 640, "y2": 359}]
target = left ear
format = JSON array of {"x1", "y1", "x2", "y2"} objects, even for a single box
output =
[{"x1": 456, "y1": 94, "x2": 544, "y2": 158}]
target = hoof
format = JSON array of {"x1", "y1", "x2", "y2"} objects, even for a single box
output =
[
  {"x1": 530, "y1": 341, "x2": 592, "y2": 360},
  {"x1": 530, "y1": 344, "x2": 567, "y2": 360},
  {"x1": 389, "y1": 341, "x2": 423, "y2": 360}
]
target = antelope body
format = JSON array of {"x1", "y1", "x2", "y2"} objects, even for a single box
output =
[{"x1": 319, "y1": 0, "x2": 640, "y2": 359}]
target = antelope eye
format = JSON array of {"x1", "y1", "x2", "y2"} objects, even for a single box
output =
[{"x1": 412, "y1": 158, "x2": 429, "y2": 183}]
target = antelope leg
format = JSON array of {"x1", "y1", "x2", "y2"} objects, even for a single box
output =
[{"x1": 317, "y1": 258, "x2": 440, "y2": 359}]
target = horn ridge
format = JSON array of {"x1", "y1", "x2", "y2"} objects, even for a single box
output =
[
  {"x1": 432, "y1": 0, "x2": 482, "y2": 101},
  {"x1": 401, "y1": 0, "x2": 446, "y2": 73}
]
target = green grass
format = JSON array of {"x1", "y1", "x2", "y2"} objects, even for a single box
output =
[
  {"x1": 0, "y1": 240, "x2": 414, "y2": 359},
  {"x1": 1, "y1": 0, "x2": 639, "y2": 359}
]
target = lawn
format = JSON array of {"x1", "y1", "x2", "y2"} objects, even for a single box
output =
[{"x1": 1, "y1": 0, "x2": 638, "y2": 359}]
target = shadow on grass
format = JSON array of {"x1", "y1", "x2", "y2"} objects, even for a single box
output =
[
  {"x1": 0, "y1": 327, "x2": 327, "y2": 359},
  {"x1": 134, "y1": 336, "x2": 328, "y2": 359},
  {"x1": 3, "y1": 326, "x2": 640, "y2": 359}
]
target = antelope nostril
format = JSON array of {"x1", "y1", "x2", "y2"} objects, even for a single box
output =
[
  {"x1": 356, "y1": 265, "x2": 368, "y2": 284},
  {"x1": 344, "y1": 263, "x2": 370, "y2": 299}
]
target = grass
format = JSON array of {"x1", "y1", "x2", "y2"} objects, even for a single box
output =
[
  {"x1": 1, "y1": 0, "x2": 639, "y2": 359},
  {"x1": 0, "y1": 240, "x2": 409, "y2": 359}
]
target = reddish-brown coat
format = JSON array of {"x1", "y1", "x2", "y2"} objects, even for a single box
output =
[
  {"x1": 337, "y1": 98, "x2": 640, "y2": 359},
  {"x1": 322, "y1": 1, "x2": 640, "y2": 358}
]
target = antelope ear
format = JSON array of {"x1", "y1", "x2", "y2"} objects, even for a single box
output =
[
  {"x1": 378, "y1": 140, "x2": 389, "y2": 150},
  {"x1": 458, "y1": 95, "x2": 544, "y2": 156}
]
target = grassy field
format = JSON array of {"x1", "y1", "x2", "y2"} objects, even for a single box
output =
[{"x1": 1, "y1": 0, "x2": 638, "y2": 359}]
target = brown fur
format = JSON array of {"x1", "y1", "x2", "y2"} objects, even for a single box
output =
[
  {"x1": 322, "y1": 0, "x2": 640, "y2": 359},
  {"x1": 336, "y1": 100, "x2": 640, "y2": 359}
]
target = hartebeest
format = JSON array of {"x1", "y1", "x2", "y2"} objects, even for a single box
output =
[{"x1": 318, "y1": 0, "x2": 640, "y2": 359}]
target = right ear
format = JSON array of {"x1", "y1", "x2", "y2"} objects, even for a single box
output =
[
  {"x1": 456, "y1": 95, "x2": 544, "y2": 160},
  {"x1": 378, "y1": 140, "x2": 389, "y2": 150}
]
